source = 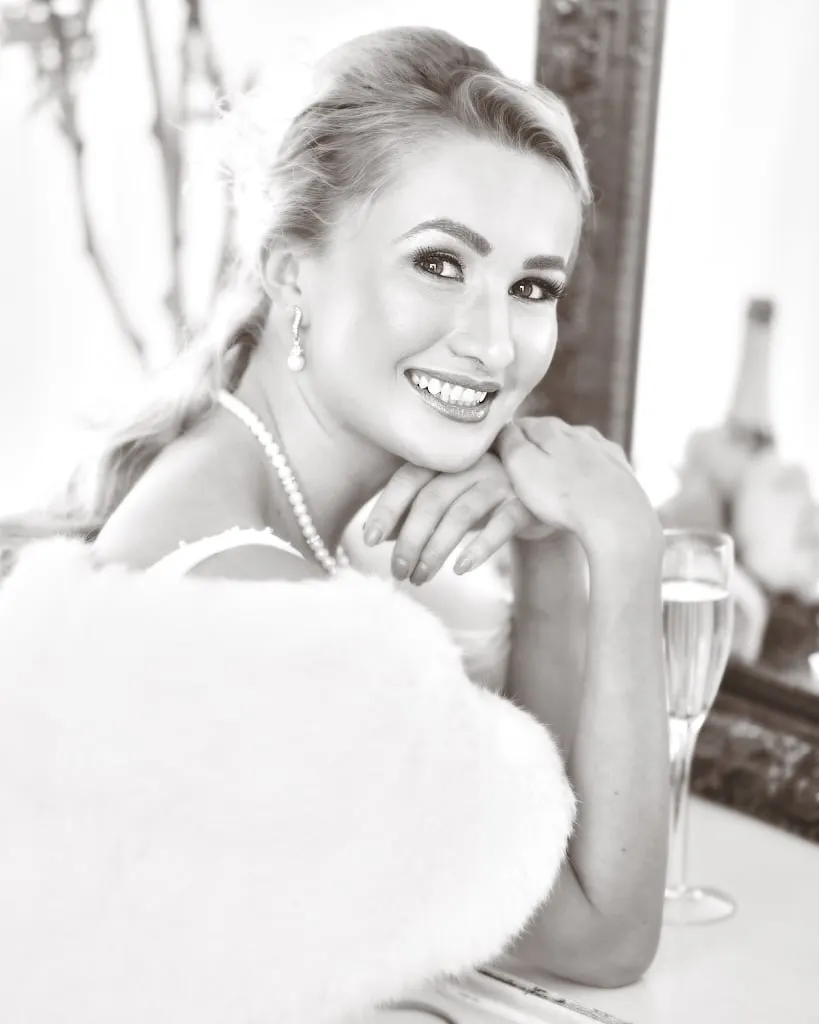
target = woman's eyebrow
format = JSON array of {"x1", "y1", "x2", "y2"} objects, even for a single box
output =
[
  {"x1": 397, "y1": 218, "x2": 491, "y2": 255},
  {"x1": 397, "y1": 218, "x2": 567, "y2": 272},
  {"x1": 523, "y1": 254, "x2": 567, "y2": 272}
]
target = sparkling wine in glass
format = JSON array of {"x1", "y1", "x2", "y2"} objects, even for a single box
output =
[{"x1": 662, "y1": 529, "x2": 736, "y2": 925}]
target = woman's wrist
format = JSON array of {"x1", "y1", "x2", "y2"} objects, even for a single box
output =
[
  {"x1": 510, "y1": 505, "x2": 664, "y2": 617},
  {"x1": 511, "y1": 531, "x2": 590, "y2": 618},
  {"x1": 576, "y1": 509, "x2": 663, "y2": 576}
]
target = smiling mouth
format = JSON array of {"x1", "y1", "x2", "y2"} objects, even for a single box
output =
[{"x1": 404, "y1": 370, "x2": 498, "y2": 423}]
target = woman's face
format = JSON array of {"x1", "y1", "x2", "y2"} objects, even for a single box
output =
[{"x1": 297, "y1": 134, "x2": 582, "y2": 472}]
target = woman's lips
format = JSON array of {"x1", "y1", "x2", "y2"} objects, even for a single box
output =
[
  {"x1": 405, "y1": 372, "x2": 496, "y2": 424},
  {"x1": 405, "y1": 367, "x2": 501, "y2": 393}
]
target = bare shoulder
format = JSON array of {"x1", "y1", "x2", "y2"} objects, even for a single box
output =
[{"x1": 92, "y1": 410, "x2": 306, "y2": 579}]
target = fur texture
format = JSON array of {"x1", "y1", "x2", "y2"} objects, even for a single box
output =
[{"x1": 0, "y1": 539, "x2": 575, "y2": 1023}]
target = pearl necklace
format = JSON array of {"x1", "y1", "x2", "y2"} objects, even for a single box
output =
[{"x1": 216, "y1": 389, "x2": 349, "y2": 576}]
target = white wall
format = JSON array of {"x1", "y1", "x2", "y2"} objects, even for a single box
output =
[
  {"x1": 0, "y1": 0, "x2": 539, "y2": 513},
  {"x1": 633, "y1": 0, "x2": 819, "y2": 502}
]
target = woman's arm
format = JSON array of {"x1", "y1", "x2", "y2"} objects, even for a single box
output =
[
  {"x1": 502, "y1": 529, "x2": 669, "y2": 989},
  {"x1": 356, "y1": 434, "x2": 669, "y2": 986}
]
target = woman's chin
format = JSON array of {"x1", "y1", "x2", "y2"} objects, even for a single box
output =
[
  {"x1": 381, "y1": 383, "x2": 512, "y2": 472},
  {"x1": 401, "y1": 439, "x2": 496, "y2": 475}
]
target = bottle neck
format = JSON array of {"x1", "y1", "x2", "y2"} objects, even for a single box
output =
[{"x1": 727, "y1": 298, "x2": 775, "y2": 445}]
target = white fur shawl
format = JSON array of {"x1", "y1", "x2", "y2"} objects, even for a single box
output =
[{"x1": 0, "y1": 539, "x2": 575, "y2": 1024}]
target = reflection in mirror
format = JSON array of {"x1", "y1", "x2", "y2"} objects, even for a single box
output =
[{"x1": 631, "y1": 0, "x2": 819, "y2": 695}]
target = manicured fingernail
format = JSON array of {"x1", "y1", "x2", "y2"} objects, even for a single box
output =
[
  {"x1": 453, "y1": 555, "x2": 474, "y2": 575},
  {"x1": 393, "y1": 557, "x2": 410, "y2": 580},
  {"x1": 363, "y1": 524, "x2": 383, "y2": 546},
  {"x1": 411, "y1": 562, "x2": 429, "y2": 585}
]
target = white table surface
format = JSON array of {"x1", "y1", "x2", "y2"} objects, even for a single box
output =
[
  {"x1": 501, "y1": 796, "x2": 819, "y2": 1023},
  {"x1": 365, "y1": 797, "x2": 819, "y2": 1024}
]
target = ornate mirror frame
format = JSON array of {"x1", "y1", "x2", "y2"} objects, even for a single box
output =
[{"x1": 535, "y1": 0, "x2": 819, "y2": 843}]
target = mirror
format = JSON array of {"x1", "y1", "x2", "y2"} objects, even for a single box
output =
[
  {"x1": 632, "y1": 0, "x2": 819, "y2": 696},
  {"x1": 535, "y1": 0, "x2": 819, "y2": 841}
]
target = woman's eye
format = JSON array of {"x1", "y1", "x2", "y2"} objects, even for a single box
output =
[
  {"x1": 412, "y1": 249, "x2": 464, "y2": 281},
  {"x1": 511, "y1": 278, "x2": 565, "y2": 303}
]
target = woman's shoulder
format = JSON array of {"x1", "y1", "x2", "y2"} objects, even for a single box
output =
[{"x1": 92, "y1": 427, "x2": 319, "y2": 582}]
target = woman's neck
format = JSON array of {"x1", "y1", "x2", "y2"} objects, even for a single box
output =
[{"x1": 233, "y1": 342, "x2": 402, "y2": 556}]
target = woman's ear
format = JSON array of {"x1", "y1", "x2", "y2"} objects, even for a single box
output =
[{"x1": 261, "y1": 242, "x2": 304, "y2": 309}]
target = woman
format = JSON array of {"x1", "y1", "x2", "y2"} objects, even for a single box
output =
[{"x1": 0, "y1": 25, "x2": 668, "y2": 1021}]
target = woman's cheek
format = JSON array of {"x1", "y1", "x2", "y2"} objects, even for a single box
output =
[
  {"x1": 518, "y1": 324, "x2": 558, "y2": 389},
  {"x1": 379, "y1": 279, "x2": 452, "y2": 358}
]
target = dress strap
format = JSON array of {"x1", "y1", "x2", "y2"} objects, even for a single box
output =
[{"x1": 147, "y1": 528, "x2": 305, "y2": 578}]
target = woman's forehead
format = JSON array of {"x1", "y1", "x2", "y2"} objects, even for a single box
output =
[{"x1": 339, "y1": 135, "x2": 582, "y2": 261}]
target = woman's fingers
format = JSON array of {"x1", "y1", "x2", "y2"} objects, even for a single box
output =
[
  {"x1": 571, "y1": 424, "x2": 632, "y2": 467},
  {"x1": 452, "y1": 498, "x2": 532, "y2": 575},
  {"x1": 362, "y1": 463, "x2": 436, "y2": 545},
  {"x1": 519, "y1": 417, "x2": 630, "y2": 466},
  {"x1": 365, "y1": 449, "x2": 548, "y2": 584},
  {"x1": 393, "y1": 479, "x2": 508, "y2": 584}
]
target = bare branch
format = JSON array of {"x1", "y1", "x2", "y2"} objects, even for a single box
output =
[
  {"x1": 189, "y1": 0, "x2": 235, "y2": 322},
  {"x1": 4, "y1": 0, "x2": 234, "y2": 361},
  {"x1": 44, "y1": 4, "x2": 150, "y2": 367},
  {"x1": 135, "y1": 0, "x2": 184, "y2": 339}
]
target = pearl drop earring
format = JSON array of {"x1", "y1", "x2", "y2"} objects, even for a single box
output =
[{"x1": 287, "y1": 306, "x2": 305, "y2": 372}]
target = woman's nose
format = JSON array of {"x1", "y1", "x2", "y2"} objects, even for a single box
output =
[{"x1": 448, "y1": 295, "x2": 516, "y2": 375}]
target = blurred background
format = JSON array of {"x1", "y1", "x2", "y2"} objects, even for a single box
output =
[{"x1": 634, "y1": 0, "x2": 819, "y2": 505}]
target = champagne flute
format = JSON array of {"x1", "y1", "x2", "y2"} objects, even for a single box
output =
[{"x1": 662, "y1": 528, "x2": 736, "y2": 925}]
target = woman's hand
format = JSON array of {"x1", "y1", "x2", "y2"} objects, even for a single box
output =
[
  {"x1": 362, "y1": 452, "x2": 548, "y2": 585},
  {"x1": 495, "y1": 417, "x2": 662, "y2": 565},
  {"x1": 361, "y1": 417, "x2": 660, "y2": 585}
]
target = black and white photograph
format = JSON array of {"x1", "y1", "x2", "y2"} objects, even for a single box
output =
[{"x1": 0, "y1": 1, "x2": 817, "y2": 1021}]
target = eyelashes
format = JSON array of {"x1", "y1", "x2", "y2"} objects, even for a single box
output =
[
  {"x1": 409, "y1": 246, "x2": 565, "y2": 303},
  {"x1": 513, "y1": 277, "x2": 566, "y2": 303},
  {"x1": 411, "y1": 246, "x2": 463, "y2": 274}
]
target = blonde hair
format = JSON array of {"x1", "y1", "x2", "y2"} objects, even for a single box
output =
[{"x1": 3, "y1": 26, "x2": 590, "y2": 549}]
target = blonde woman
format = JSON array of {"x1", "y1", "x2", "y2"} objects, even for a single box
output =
[{"x1": 0, "y1": 26, "x2": 668, "y2": 1022}]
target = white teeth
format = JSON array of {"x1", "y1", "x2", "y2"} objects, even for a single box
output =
[{"x1": 408, "y1": 372, "x2": 491, "y2": 407}]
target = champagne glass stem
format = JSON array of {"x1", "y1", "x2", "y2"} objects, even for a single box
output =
[{"x1": 666, "y1": 716, "x2": 703, "y2": 895}]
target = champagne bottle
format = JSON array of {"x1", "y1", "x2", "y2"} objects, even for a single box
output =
[
  {"x1": 659, "y1": 297, "x2": 777, "y2": 528},
  {"x1": 659, "y1": 297, "x2": 780, "y2": 662},
  {"x1": 725, "y1": 297, "x2": 776, "y2": 454},
  {"x1": 730, "y1": 297, "x2": 819, "y2": 663}
]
